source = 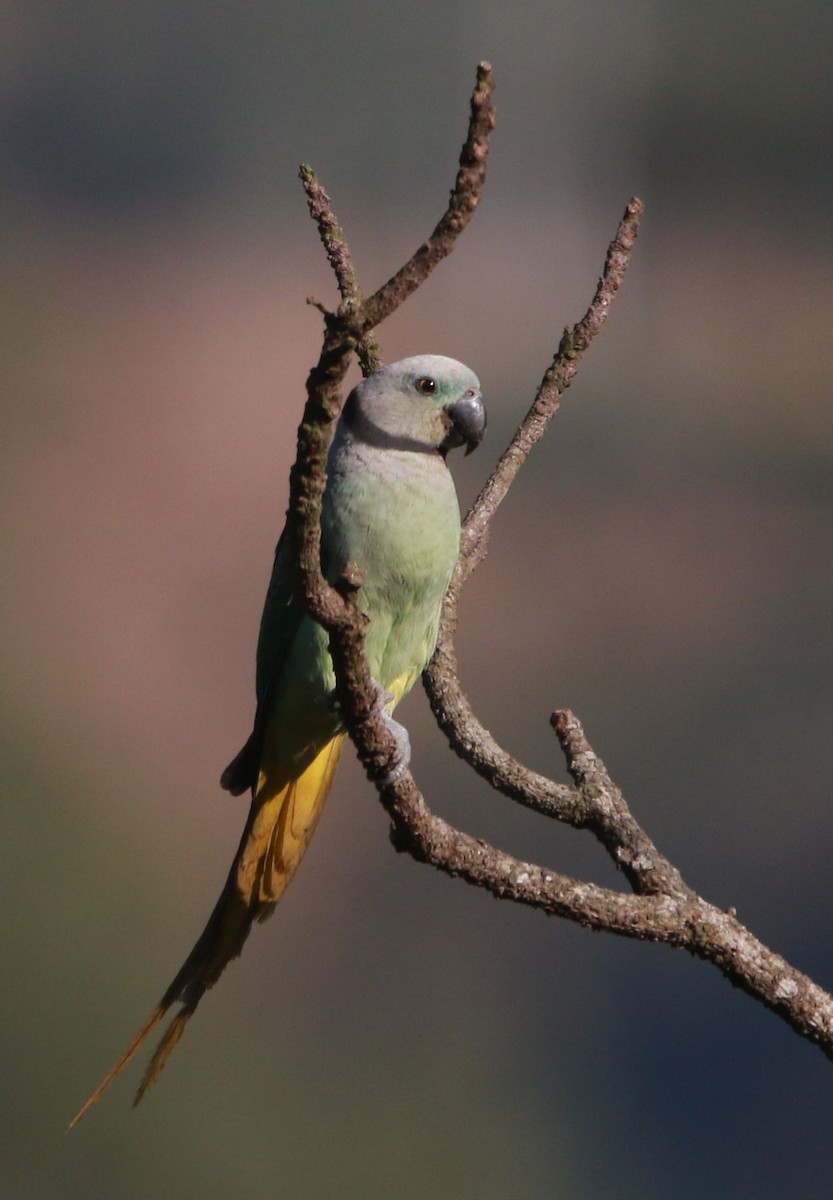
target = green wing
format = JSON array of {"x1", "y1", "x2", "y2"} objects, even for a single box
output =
[{"x1": 220, "y1": 526, "x2": 305, "y2": 794}]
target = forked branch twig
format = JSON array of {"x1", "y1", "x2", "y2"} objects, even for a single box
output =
[{"x1": 292, "y1": 63, "x2": 833, "y2": 1063}]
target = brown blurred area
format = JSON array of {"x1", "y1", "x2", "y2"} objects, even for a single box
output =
[{"x1": 3, "y1": 4, "x2": 833, "y2": 1197}]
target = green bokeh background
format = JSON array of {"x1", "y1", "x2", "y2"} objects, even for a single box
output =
[{"x1": 4, "y1": 3, "x2": 833, "y2": 1197}]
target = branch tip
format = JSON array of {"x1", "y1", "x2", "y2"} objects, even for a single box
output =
[
  {"x1": 306, "y1": 296, "x2": 330, "y2": 316},
  {"x1": 363, "y1": 63, "x2": 496, "y2": 328},
  {"x1": 550, "y1": 708, "x2": 578, "y2": 745}
]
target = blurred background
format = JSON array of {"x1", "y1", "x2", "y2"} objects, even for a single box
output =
[{"x1": 3, "y1": 2, "x2": 833, "y2": 1196}]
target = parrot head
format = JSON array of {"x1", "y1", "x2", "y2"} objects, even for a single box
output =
[{"x1": 342, "y1": 355, "x2": 486, "y2": 458}]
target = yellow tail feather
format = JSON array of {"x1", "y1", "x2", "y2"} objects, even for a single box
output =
[{"x1": 70, "y1": 733, "x2": 346, "y2": 1126}]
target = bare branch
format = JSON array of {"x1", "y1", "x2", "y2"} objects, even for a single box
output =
[
  {"x1": 299, "y1": 165, "x2": 362, "y2": 303},
  {"x1": 362, "y1": 61, "x2": 496, "y2": 329},
  {"x1": 291, "y1": 68, "x2": 833, "y2": 1068},
  {"x1": 375, "y1": 767, "x2": 833, "y2": 1061},
  {"x1": 423, "y1": 612, "x2": 583, "y2": 821},
  {"x1": 460, "y1": 196, "x2": 643, "y2": 570},
  {"x1": 297, "y1": 60, "x2": 495, "y2": 376},
  {"x1": 298, "y1": 166, "x2": 381, "y2": 375},
  {"x1": 423, "y1": 198, "x2": 645, "y2": 833},
  {"x1": 287, "y1": 320, "x2": 356, "y2": 622},
  {"x1": 550, "y1": 710, "x2": 691, "y2": 897}
]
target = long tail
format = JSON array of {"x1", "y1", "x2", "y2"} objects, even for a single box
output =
[{"x1": 69, "y1": 732, "x2": 346, "y2": 1126}]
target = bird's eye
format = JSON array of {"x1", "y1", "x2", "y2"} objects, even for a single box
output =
[{"x1": 415, "y1": 376, "x2": 436, "y2": 396}]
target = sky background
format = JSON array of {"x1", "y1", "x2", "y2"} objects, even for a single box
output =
[{"x1": 3, "y1": 3, "x2": 833, "y2": 1197}]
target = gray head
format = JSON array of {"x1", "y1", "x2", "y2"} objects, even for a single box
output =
[{"x1": 341, "y1": 355, "x2": 486, "y2": 457}]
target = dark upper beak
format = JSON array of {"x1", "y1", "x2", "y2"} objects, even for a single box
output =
[{"x1": 442, "y1": 390, "x2": 487, "y2": 456}]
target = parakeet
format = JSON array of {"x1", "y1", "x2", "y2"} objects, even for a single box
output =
[{"x1": 71, "y1": 354, "x2": 486, "y2": 1122}]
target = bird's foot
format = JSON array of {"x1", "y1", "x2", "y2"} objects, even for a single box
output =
[
  {"x1": 378, "y1": 713, "x2": 411, "y2": 786},
  {"x1": 371, "y1": 680, "x2": 411, "y2": 786}
]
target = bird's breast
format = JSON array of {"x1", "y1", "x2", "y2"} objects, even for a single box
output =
[{"x1": 324, "y1": 446, "x2": 461, "y2": 601}]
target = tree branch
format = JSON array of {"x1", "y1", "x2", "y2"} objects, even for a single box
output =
[
  {"x1": 458, "y1": 196, "x2": 643, "y2": 572},
  {"x1": 423, "y1": 199, "x2": 648, "y2": 832},
  {"x1": 289, "y1": 64, "x2": 833, "y2": 1065},
  {"x1": 298, "y1": 166, "x2": 381, "y2": 375},
  {"x1": 362, "y1": 61, "x2": 496, "y2": 329}
]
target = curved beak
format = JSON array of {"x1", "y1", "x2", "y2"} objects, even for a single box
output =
[{"x1": 441, "y1": 390, "x2": 487, "y2": 456}]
